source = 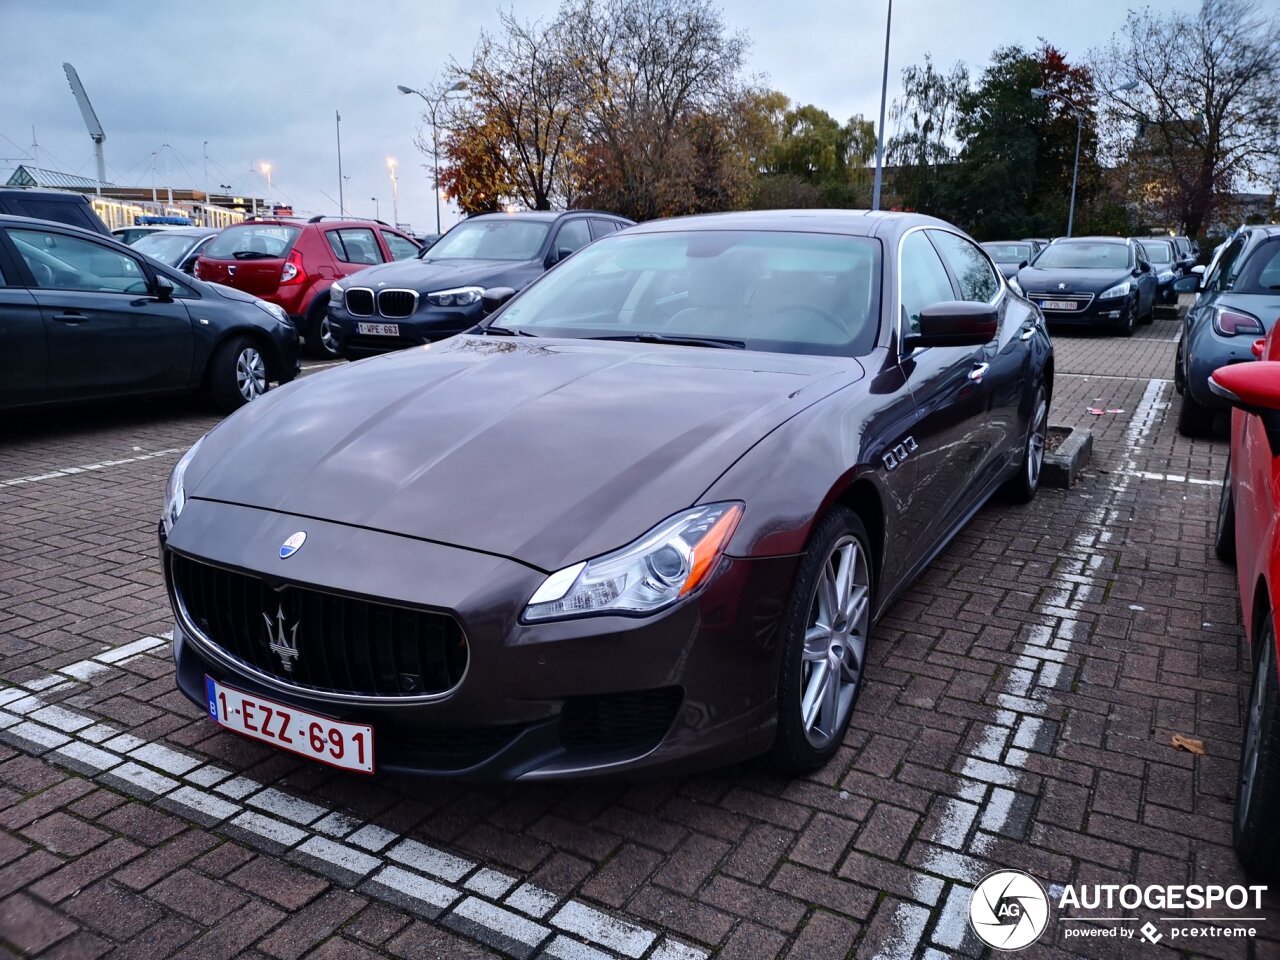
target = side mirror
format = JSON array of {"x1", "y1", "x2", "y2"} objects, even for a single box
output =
[
  {"x1": 1017, "y1": 259, "x2": 1028, "y2": 270},
  {"x1": 1172, "y1": 275, "x2": 1200, "y2": 293},
  {"x1": 1140, "y1": 262, "x2": 1151, "y2": 273},
  {"x1": 547, "y1": 247, "x2": 574, "y2": 267},
  {"x1": 153, "y1": 275, "x2": 176, "y2": 302},
  {"x1": 481, "y1": 287, "x2": 516, "y2": 316},
  {"x1": 904, "y1": 301, "x2": 998, "y2": 350},
  {"x1": 1192, "y1": 264, "x2": 1206, "y2": 275},
  {"x1": 1209, "y1": 362, "x2": 1280, "y2": 414}
]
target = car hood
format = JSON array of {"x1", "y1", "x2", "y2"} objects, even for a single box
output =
[
  {"x1": 1016, "y1": 266, "x2": 1134, "y2": 294},
  {"x1": 185, "y1": 335, "x2": 863, "y2": 571},
  {"x1": 345, "y1": 257, "x2": 534, "y2": 293}
]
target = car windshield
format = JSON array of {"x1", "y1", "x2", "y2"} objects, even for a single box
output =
[
  {"x1": 202, "y1": 225, "x2": 300, "y2": 261},
  {"x1": 1138, "y1": 239, "x2": 1175, "y2": 264},
  {"x1": 1033, "y1": 242, "x2": 1129, "y2": 270},
  {"x1": 981, "y1": 243, "x2": 1031, "y2": 262},
  {"x1": 488, "y1": 230, "x2": 881, "y2": 357},
  {"x1": 425, "y1": 219, "x2": 550, "y2": 261},
  {"x1": 132, "y1": 232, "x2": 200, "y2": 266}
]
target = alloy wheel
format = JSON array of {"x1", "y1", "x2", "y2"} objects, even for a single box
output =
[
  {"x1": 800, "y1": 535, "x2": 870, "y2": 749},
  {"x1": 1027, "y1": 394, "x2": 1048, "y2": 490},
  {"x1": 236, "y1": 347, "x2": 267, "y2": 401},
  {"x1": 319, "y1": 316, "x2": 339, "y2": 356}
]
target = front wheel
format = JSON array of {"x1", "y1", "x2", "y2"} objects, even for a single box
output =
[
  {"x1": 1004, "y1": 384, "x2": 1048, "y2": 504},
  {"x1": 305, "y1": 295, "x2": 340, "y2": 359},
  {"x1": 1235, "y1": 615, "x2": 1280, "y2": 880},
  {"x1": 208, "y1": 335, "x2": 270, "y2": 412},
  {"x1": 1117, "y1": 296, "x2": 1137, "y2": 337},
  {"x1": 1214, "y1": 454, "x2": 1236, "y2": 564},
  {"x1": 769, "y1": 507, "x2": 873, "y2": 774}
]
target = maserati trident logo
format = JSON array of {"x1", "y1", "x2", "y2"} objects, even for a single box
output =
[
  {"x1": 279, "y1": 531, "x2": 306, "y2": 559},
  {"x1": 263, "y1": 604, "x2": 300, "y2": 674}
]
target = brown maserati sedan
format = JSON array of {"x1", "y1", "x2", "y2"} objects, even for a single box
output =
[{"x1": 160, "y1": 210, "x2": 1053, "y2": 779}]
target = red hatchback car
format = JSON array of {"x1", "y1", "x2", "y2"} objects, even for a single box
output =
[
  {"x1": 1211, "y1": 332, "x2": 1280, "y2": 879},
  {"x1": 195, "y1": 217, "x2": 420, "y2": 357}
]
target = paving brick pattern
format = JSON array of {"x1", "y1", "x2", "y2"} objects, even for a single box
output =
[{"x1": 2, "y1": 339, "x2": 1277, "y2": 958}]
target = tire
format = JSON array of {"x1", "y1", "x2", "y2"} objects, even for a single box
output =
[
  {"x1": 208, "y1": 335, "x2": 270, "y2": 412},
  {"x1": 305, "y1": 295, "x2": 340, "y2": 359},
  {"x1": 1004, "y1": 384, "x2": 1048, "y2": 504},
  {"x1": 1235, "y1": 615, "x2": 1280, "y2": 880},
  {"x1": 1214, "y1": 454, "x2": 1236, "y2": 564},
  {"x1": 1174, "y1": 337, "x2": 1187, "y2": 395},
  {"x1": 768, "y1": 507, "x2": 873, "y2": 774},
  {"x1": 1140, "y1": 295, "x2": 1154, "y2": 324},
  {"x1": 1117, "y1": 296, "x2": 1137, "y2": 337},
  {"x1": 1177, "y1": 389, "x2": 1216, "y2": 437}
]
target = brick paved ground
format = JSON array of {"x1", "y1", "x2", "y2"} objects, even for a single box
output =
[{"x1": 2, "y1": 323, "x2": 1277, "y2": 960}]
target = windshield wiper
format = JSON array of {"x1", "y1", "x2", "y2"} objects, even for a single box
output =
[
  {"x1": 231, "y1": 251, "x2": 277, "y2": 260},
  {"x1": 484, "y1": 325, "x2": 536, "y2": 337},
  {"x1": 633, "y1": 332, "x2": 745, "y2": 349}
]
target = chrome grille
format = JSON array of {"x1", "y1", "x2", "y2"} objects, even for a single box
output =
[
  {"x1": 346, "y1": 287, "x2": 374, "y2": 316},
  {"x1": 378, "y1": 289, "x2": 419, "y2": 319}
]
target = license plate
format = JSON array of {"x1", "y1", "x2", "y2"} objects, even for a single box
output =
[
  {"x1": 205, "y1": 676, "x2": 374, "y2": 774},
  {"x1": 356, "y1": 322, "x2": 400, "y2": 336},
  {"x1": 1040, "y1": 300, "x2": 1077, "y2": 311}
]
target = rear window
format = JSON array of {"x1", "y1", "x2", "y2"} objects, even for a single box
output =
[{"x1": 202, "y1": 225, "x2": 300, "y2": 261}]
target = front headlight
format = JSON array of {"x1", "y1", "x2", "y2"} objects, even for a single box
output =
[
  {"x1": 330, "y1": 281, "x2": 345, "y2": 306},
  {"x1": 1099, "y1": 280, "x2": 1132, "y2": 300},
  {"x1": 253, "y1": 299, "x2": 289, "y2": 325},
  {"x1": 162, "y1": 436, "x2": 205, "y2": 536},
  {"x1": 523, "y1": 502, "x2": 744, "y2": 622},
  {"x1": 1158, "y1": 270, "x2": 1174, "y2": 283},
  {"x1": 427, "y1": 286, "x2": 484, "y2": 307}
]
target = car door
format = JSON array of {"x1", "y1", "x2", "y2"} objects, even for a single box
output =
[
  {"x1": 928, "y1": 228, "x2": 1026, "y2": 487},
  {"x1": 894, "y1": 228, "x2": 993, "y2": 571},
  {"x1": 379, "y1": 229, "x2": 421, "y2": 262},
  {"x1": 0, "y1": 247, "x2": 47, "y2": 407},
  {"x1": 326, "y1": 227, "x2": 386, "y2": 280},
  {"x1": 4, "y1": 225, "x2": 193, "y2": 400}
]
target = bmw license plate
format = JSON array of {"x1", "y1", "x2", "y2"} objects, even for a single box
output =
[
  {"x1": 356, "y1": 322, "x2": 400, "y2": 336},
  {"x1": 1039, "y1": 300, "x2": 1076, "y2": 311},
  {"x1": 205, "y1": 676, "x2": 374, "y2": 774}
]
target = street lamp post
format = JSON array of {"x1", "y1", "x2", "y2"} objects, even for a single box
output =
[
  {"x1": 371, "y1": 196, "x2": 379, "y2": 221},
  {"x1": 387, "y1": 157, "x2": 399, "y2": 227},
  {"x1": 398, "y1": 80, "x2": 469, "y2": 233},
  {"x1": 872, "y1": 0, "x2": 892, "y2": 212},
  {"x1": 261, "y1": 162, "x2": 273, "y2": 215}
]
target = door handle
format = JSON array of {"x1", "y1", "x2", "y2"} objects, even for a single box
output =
[
  {"x1": 52, "y1": 312, "x2": 88, "y2": 324},
  {"x1": 968, "y1": 362, "x2": 990, "y2": 382}
]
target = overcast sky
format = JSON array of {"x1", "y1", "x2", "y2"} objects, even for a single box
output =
[{"x1": 1, "y1": 0, "x2": 1200, "y2": 232}]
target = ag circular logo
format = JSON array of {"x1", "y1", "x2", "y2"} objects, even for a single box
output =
[{"x1": 969, "y1": 869, "x2": 1050, "y2": 950}]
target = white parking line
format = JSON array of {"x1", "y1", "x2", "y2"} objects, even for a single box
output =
[
  {"x1": 0, "y1": 650, "x2": 709, "y2": 960},
  {"x1": 0, "y1": 448, "x2": 183, "y2": 487}
]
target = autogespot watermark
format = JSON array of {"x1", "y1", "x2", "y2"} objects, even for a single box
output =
[{"x1": 969, "y1": 870, "x2": 1269, "y2": 950}]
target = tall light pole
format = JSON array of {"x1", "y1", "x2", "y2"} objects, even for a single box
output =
[
  {"x1": 871, "y1": 0, "x2": 892, "y2": 211},
  {"x1": 1032, "y1": 80, "x2": 1137, "y2": 237},
  {"x1": 336, "y1": 111, "x2": 345, "y2": 217},
  {"x1": 398, "y1": 80, "x2": 469, "y2": 233},
  {"x1": 371, "y1": 196, "x2": 379, "y2": 220},
  {"x1": 261, "y1": 162, "x2": 273, "y2": 215},
  {"x1": 387, "y1": 157, "x2": 399, "y2": 226}
]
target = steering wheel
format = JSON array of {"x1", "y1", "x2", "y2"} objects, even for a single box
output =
[
  {"x1": 780, "y1": 304, "x2": 847, "y2": 337},
  {"x1": 30, "y1": 262, "x2": 55, "y2": 287}
]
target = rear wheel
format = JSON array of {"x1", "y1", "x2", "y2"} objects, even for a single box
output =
[
  {"x1": 769, "y1": 507, "x2": 872, "y2": 774},
  {"x1": 1177, "y1": 389, "x2": 1216, "y2": 437},
  {"x1": 1004, "y1": 384, "x2": 1048, "y2": 504},
  {"x1": 208, "y1": 335, "x2": 269, "y2": 411},
  {"x1": 1214, "y1": 454, "x2": 1236, "y2": 564},
  {"x1": 305, "y1": 295, "x2": 340, "y2": 359},
  {"x1": 1235, "y1": 615, "x2": 1280, "y2": 880},
  {"x1": 1174, "y1": 337, "x2": 1187, "y2": 394}
]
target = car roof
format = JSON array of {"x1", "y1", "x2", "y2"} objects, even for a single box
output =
[
  {"x1": 1054, "y1": 235, "x2": 1129, "y2": 245},
  {"x1": 622, "y1": 208, "x2": 951, "y2": 238},
  {"x1": 135, "y1": 226, "x2": 218, "y2": 237},
  {"x1": 465, "y1": 210, "x2": 630, "y2": 224},
  {"x1": 0, "y1": 213, "x2": 126, "y2": 241}
]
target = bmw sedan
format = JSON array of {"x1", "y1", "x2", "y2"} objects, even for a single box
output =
[
  {"x1": 0, "y1": 216, "x2": 299, "y2": 412},
  {"x1": 1174, "y1": 225, "x2": 1280, "y2": 436},
  {"x1": 1013, "y1": 236, "x2": 1157, "y2": 335},
  {"x1": 160, "y1": 210, "x2": 1053, "y2": 779},
  {"x1": 327, "y1": 210, "x2": 631, "y2": 359}
]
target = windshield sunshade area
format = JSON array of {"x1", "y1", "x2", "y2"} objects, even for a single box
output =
[
  {"x1": 491, "y1": 230, "x2": 882, "y2": 357},
  {"x1": 425, "y1": 219, "x2": 551, "y2": 261},
  {"x1": 1034, "y1": 241, "x2": 1130, "y2": 270},
  {"x1": 202, "y1": 225, "x2": 300, "y2": 261}
]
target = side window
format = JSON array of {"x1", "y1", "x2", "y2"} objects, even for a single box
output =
[
  {"x1": 9, "y1": 228, "x2": 147, "y2": 293},
  {"x1": 589, "y1": 219, "x2": 619, "y2": 240},
  {"x1": 381, "y1": 231, "x2": 420, "y2": 261},
  {"x1": 900, "y1": 230, "x2": 956, "y2": 336},
  {"x1": 553, "y1": 219, "x2": 591, "y2": 256},
  {"x1": 928, "y1": 230, "x2": 999, "y2": 302},
  {"x1": 1208, "y1": 237, "x2": 1247, "y2": 293},
  {"x1": 326, "y1": 228, "x2": 384, "y2": 265}
]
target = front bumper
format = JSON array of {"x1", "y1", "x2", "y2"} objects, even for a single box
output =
[
  {"x1": 330, "y1": 303, "x2": 482, "y2": 358},
  {"x1": 161, "y1": 499, "x2": 795, "y2": 779}
]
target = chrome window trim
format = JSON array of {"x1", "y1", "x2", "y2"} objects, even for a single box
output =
[
  {"x1": 894, "y1": 224, "x2": 1006, "y2": 357},
  {"x1": 377, "y1": 288, "x2": 420, "y2": 319},
  {"x1": 166, "y1": 551, "x2": 468, "y2": 706},
  {"x1": 345, "y1": 286, "x2": 375, "y2": 317}
]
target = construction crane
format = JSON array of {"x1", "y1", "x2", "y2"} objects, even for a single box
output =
[{"x1": 61, "y1": 63, "x2": 106, "y2": 192}]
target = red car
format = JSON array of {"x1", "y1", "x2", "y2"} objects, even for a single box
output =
[
  {"x1": 1210, "y1": 335, "x2": 1280, "y2": 879},
  {"x1": 195, "y1": 217, "x2": 420, "y2": 358}
]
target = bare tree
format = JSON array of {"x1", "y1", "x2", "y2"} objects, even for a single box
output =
[
  {"x1": 1094, "y1": 0, "x2": 1280, "y2": 236},
  {"x1": 886, "y1": 55, "x2": 969, "y2": 214}
]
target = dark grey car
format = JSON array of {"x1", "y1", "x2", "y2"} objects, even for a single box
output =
[{"x1": 1174, "y1": 225, "x2": 1280, "y2": 436}]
